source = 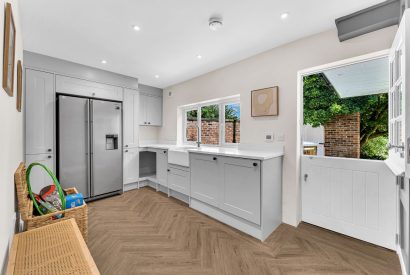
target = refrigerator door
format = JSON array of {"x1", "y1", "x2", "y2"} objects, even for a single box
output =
[
  {"x1": 91, "y1": 99, "x2": 123, "y2": 196},
  {"x1": 58, "y1": 95, "x2": 90, "y2": 198}
]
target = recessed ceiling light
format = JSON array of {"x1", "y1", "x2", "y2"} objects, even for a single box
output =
[
  {"x1": 280, "y1": 12, "x2": 289, "y2": 20},
  {"x1": 209, "y1": 17, "x2": 223, "y2": 31},
  {"x1": 101, "y1": 60, "x2": 107, "y2": 64},
  {"x1": 132, "y1": 25, "x2": 141, "y2": 31},
  {"x1": 197, "y1": 55, "x2": 202, "y2": 59},
  {"x1": 155, "y1": 75, "x2": 159, "y2": 79}
]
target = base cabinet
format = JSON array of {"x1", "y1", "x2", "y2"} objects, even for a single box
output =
[
  {"x1": 25, "y1": 154, "x2": 54, "y2": 194},
  {"x1": 123, "y1": 148, "x2": 139, "y2": 184},
  {"x1": 156, "y1": 149, "x2": 168, "y2": 186},
  {"x1": 168, "y1": 165, "x2": 190, "y2": 196},
  {"x1": 190, "y1": 154, "x2": 220, "y2": 207}
]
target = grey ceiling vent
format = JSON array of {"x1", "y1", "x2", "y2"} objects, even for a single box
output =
[{"x1": 335, "y1": 0, "x2": 403, "y2": 42}]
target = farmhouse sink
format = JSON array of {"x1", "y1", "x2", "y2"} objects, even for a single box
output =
[{"x1": 168, "y1": 146, "x2": 195, "y2": 167}]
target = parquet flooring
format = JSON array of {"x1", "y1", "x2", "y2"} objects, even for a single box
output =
[{"x1": 88, "y1": 187, "x2": 401, "y2": 275}]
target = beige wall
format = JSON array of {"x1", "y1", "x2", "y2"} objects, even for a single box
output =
[
  {"x1": 159, "y1": 26, "x2": 397, "y2": 226},
  {"x1": 0, "y1": 0, "x2": 24, "y2": 271}
]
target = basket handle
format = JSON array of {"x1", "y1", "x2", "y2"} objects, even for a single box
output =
[{"x1": 26, "y1": 162, "x2": 66, "y2": 215}]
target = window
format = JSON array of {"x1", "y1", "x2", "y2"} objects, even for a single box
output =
[{"x1": 182, "y1": 96, "x2": 240, "y2": 146}]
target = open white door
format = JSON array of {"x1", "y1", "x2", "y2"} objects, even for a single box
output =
[{"x1": 389, "y1": 9, "x2": 410, "y2": 275}]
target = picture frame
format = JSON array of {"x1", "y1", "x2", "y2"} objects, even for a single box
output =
[
  {"x1": 251, "y1": 86, "x2": 279, "y2": 117},
  {"x1": 3, "y1": 2, "x2": 16, "y2": 97},
  {"x1": 16, "y1": 60, "x2": 22, "y2": 111}
]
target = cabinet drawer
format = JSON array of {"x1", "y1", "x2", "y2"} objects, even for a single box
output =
[
  {"x1": 56, "y1": 75, "x2": 123, "y2": 101},
  {"x1": 168, "y1": 165, "x2": 190, "y2": 196}
]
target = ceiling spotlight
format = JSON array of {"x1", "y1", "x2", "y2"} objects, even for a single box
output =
[
  {"x1": 155, "y1": 75, "x2": 159, "y2": 79},
  {"x1": 101, "y1": 60, "x2": 107, "y2": 64},
  {"x1": 209, "y1": 17, "x2": 223, "y2": 31},
  {"x1": 197, "y1": 55, "x2": 202, "y2": 59},
  {"x1": 280, "y1": 12, "x2": 289, "y2": 20},
  {"x1": 132, "y1": 25, "x2": 141, "y2": 31}
]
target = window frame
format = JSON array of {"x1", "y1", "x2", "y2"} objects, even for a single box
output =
[{"x1": 181, "y1": 95, "x2": 240, "y2": 147}]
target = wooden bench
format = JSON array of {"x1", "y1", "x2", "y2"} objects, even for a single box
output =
[{"x1": 6, "y1": 219, "x2": 99, "y2": 275}]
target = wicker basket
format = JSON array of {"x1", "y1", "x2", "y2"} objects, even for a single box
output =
[{"x1": 14, "y1": 162, "x2": 88, "y2": 242}]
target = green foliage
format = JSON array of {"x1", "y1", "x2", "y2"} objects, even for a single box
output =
[
  {"x1": 201, "y1": 105, "x2": 219, "y2": 119},
  {"x1": 360, "y1": 136, "x2": 388, "y2": 160},
  {"x1": 187, "y1": 105, "x2": 240, "y2": 120},
  {"x1": 304, "y1": 74, "x2": 388, "y2": 160}
]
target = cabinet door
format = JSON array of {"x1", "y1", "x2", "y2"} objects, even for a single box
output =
[
  {"x1": 139, "y1": 94, "x2": 147, "y2": 125},
  {"x1": 190, "y1": 154, "x2": 220, "y2": 207},
  {"x1": 156, "y1": 149, "x2": 168, "y2": 186},
  {"x1": 168, "y1": 165, "x2": 190, "y2": 195},
  {"x1": 25, "y1": 69, "x2": 54, "y2": 155},
  {"x1": 220, "y1": 157, "x2": 261, "y2": 225},
  {"x1": 123, "y1": 148, "x2": 139, "y2": 184},
  {"x1": 145, "y1": 96, "x2": 162, "y2": 126},
  {"x1": 25, "y1": 154, "x2": 54, "y2": 194},
  {"x1": 123, "y1": 89, "x2": 139, "y2": 148}
]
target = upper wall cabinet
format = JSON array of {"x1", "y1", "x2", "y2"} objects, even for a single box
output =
[
  {"x1": 139, "y1": 93, "x2": 162, "y2": 126},
  {"x1": 25, "y1": 69, "x2": 55, "y2": 155},
  {"x1": 56, "y1": 75, "x2": 123, "y2": 101},
  {"x1": 123, "y1": 89, "x2": 139, "y2": 148}
]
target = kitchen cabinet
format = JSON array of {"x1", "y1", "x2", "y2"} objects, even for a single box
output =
[
  {"x1": 55, "y1": 75, "x2": 123, "y2": 101},
  {"x1": 220, "y1": 158, "x2": 261, "y2": 225},
  {"x1": 25, "y1": 154, "x2": 54, "y2": 194},
  {"x1": 25, "y1": 69, "x2": 55, "y2": 155},
  {"x1": 190, "y1": 154, "x2": 220, "y2": 207},
  {"x1": 168, "y1": 164, "x2": 190, "y2": 196},
  {"x1": 123, "y1": 89, "x2": 139, "y2": 148},
  {"x1": 156, "y1": 149, "x2": 168, "y2": 187},
  {"x1": 139, "y1": 93, "x2": 162, "y2": 126},
  {"x1": 123, "y1": 148, "x2": 139, "y2": 185}
]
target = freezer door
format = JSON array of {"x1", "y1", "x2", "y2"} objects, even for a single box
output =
[
  {"x1": 91, "y1": 99, "x2": 123, "y2": 196},
  {"x1": 58, "y1": 95, "x2": 90, "y2": 198}
]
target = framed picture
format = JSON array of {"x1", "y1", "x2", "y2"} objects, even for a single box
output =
[
  {"x1": 251, "y1": 86, "x2": 279, "y2": 117},
  {"x1": 16, "y1": 60, "x2": 22, "y2": 111},
  {"x1": 3, "y1": 3, "x2": 16, "y2": 96}
]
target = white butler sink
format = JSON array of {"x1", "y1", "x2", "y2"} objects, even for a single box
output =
[{"x1": 168, "y1": 146, "x2": 195, "y2": 167}]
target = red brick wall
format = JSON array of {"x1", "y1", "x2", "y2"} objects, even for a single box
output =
[
  {"x1": 324, "y1": 113, "x2": 360, "y2": 158},
  {"x1": 186, "y1": 120, "x2": 240, "y2": 144}
]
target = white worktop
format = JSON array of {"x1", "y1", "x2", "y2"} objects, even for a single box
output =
[{"x1": 140, "y1": 144, "x2": 284, "y2": 160}]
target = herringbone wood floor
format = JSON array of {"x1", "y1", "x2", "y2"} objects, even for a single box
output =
[{"x1": 88, "y1": 187, "x2": 401, "y2": 275}]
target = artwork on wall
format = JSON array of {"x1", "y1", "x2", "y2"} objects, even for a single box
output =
[
  {"x1": 3, "y1": 2, "x2": 16, "y2": 96},
  {"x1": 16, "y1": 60, "x2": 22, "y2": 111},
  {"x1": 251, "y1": 86, "x2": 279, "y2": 117}
]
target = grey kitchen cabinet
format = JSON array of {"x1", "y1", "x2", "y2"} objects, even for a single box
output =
[
  {"x1": 123, "y1": 148, "x2": 139, "y2": 185},
  {"x1": 55, "y1": 75, "x2": 123, "y2": 101},
  {"x1": 399, "y1": 176, "x2": 409, "y2": 273},
  {"x1": 220, "y1": 157, "x2": 261, "y2": 225},
  {"x1": 25, "y1": 69, "x2": 55, "y2": 155},
  {"x1": 123, "y1": 89, "x2": 139, "y2": 148},
  {"x1": 190, "y1": 154, "x2": 220, "y2": 207},
  {"x1": 139, "y1": 93, "x2": 162, "y2": 126},
  {"x1": 156, "y1": 149, "x2": 168, "y2": 187},
  {"x1": 25, "y1": 153, "x2": 54, "y2": 194},
  {"x1": 168, "y1": 164, "x2": 190, "y2": 196}
]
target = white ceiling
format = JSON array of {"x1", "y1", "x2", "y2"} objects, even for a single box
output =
[
  {"x1": 19, "y1": 0, "x2": 385, "y2": 88},
  {"x1": 323, "y1": 57, "x2": 389, "y2": 98}
]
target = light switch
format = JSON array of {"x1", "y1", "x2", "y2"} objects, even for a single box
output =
[{"x1": 265, "y1": 134, "x2": 274, "y2": 143}]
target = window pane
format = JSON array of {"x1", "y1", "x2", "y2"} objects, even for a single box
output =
[
  {"x1": 201, "y1": 104, "x2": 219, "y2": 145},
  {"x1": 224, "y1": 103, "x2": 240, "y2": 143},
  {"x1": 186, "y1": 110, "x2": 198, "y2": 142}
]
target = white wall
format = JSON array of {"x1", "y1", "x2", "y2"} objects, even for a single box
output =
[
  {"x1": 159, "y1": 26, "x2": 397, "y2": 226},
  {"x1": 139, "y1": 126, "x2": 159, "y2": 144},
  {"x1": 0, "y1": 0, "x2": 24, "y2": 272}
]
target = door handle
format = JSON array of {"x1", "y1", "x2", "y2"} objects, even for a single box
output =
[
  {"x1": 47, "y1": 155, "x2": 52, "y2": 159},
  {"x1": 253, "y1": 162, "x2": 258, "y2": 167},
  {"x1": 47, "y1": 148, "x2": 52, "y2": 152},
  {"x1": 213, "y1": 157, "x2": 217, "y2": 160},
  {"x1": 304, "y1": 174, "x2": 308, "y2": 182},
  {"x1": 125, "y1": 150, "x2": 128, "y2": 153},
  {"x1": 163, "y1": 150, "x2": 167, "y2": 154}
]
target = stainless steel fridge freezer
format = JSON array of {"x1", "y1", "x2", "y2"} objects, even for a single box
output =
[{"x1": 58, "y1": 95, "x2": 122, "y2": 199}]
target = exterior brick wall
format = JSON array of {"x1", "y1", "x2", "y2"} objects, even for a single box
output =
[
  {"x1": 324, "y1": 112, "x2": 360, "y2": 158},
  {"x1": 186, "y1": 119, "x2": 240, "y2": 144}
]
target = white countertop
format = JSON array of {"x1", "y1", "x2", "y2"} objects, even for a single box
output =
[{"x1": 140, "y1": 144, "x2": 284, "y2": 160}]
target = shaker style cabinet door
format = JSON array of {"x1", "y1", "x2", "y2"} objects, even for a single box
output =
[
  {"x1": 139, "y1": 93, "x2": 162, "y2": 126},
  {"x1": 123, "y1": 148, "x2": 139, "y2": 184},
  {"x1": 123, "y1": 89, "x2": 139, "y2": 148},
  {"x1": 25, "y1": 69, "x2": 55, "y2": 155},
  {"x1": 156, "y1": 149, "x2": 168, "y2": 187}
]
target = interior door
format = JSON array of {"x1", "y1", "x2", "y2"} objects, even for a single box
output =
[{"x1": 91, "y1": 99, "x2": 123, "y2": 196}]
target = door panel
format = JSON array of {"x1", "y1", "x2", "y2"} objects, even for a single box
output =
[
  {"x1": 220, "y1": 157, "x2": 261, "y2": 224},
  {"x1": 168, "y1": 166, "x2": 190, "y2": 196},
  {"x1": 25, "y1": 154, "x2": 54, "y2": 194},
  {"x1": 156, "y1": 149, "x2": 168, "y2": 186},
  {"x1": 302, "y1": 156, "x2": 396, "y2": 249},
  {"x1": 123, "y1": 89, "x2": 139, "y2": 148},
  {"x1": 139, "y1": 94, "x2": 147, "y2": 125},
  {"x1": 190, "y1": 154, "x2": 220, "y2": 207},
  {"x1": 25, "y1": 69, "x2": 54, "y2": 154},
  {"x1": 146, "y1": 95, "x2": 162, "y2": 126},
  {"x1": 123, "y1": 148, "x2": 139, "y2": 184},
  {"x1": 58, "y1": 96, "x2": 90, "y2": 198},
  {"x1": 91, "y1": 100, "x2": 123, "y2": 196}
]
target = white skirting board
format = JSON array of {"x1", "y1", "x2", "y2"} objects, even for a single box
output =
[{"x1": 398, "y1": 246, "x2": 408, "y2": 275}]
